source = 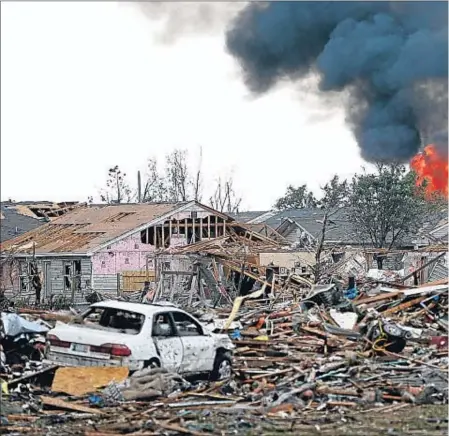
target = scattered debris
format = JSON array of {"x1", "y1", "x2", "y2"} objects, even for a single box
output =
[{"x1": 1, "y1": 247, "x2": 448, "y2": 435}]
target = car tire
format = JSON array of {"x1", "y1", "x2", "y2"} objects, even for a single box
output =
[{"x1": 210, "y1": 351, "x2": 232, "y2": 381}]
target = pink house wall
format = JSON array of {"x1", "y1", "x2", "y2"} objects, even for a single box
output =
[
  {"x1": 92, "y1": 232, "x2": 183, "y2": 275},
  {"x1": 91, "y1": 207, "x2": 221, "y2": 275}
]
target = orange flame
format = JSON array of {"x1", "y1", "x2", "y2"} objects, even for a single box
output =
[{"x1": 410, "y1": 144, "x2": 448, "y2": 198}]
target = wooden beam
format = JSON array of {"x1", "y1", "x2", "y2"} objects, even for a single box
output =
[{"x1": 207, "y1": 215, "x2": 211, "y2": 239}]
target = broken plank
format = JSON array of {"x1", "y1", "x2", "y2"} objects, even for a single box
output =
[
  {"x1": 6, "y1": 415, "x2": 39, "y2": 422},
  {"x1": 40, "y1": 395, "x2": 105, "y2": 415},
  {"x1": 8, "y1": 365, "x2": 59, "y2": 386},
  {"x1": 153, "y1": 419, "x2": 210, "y2": 436},
  {"x1": 354, "y1": 291, "x2": 404, "y2": 305},
  {"x1": 167, "y1": 400, "x2": 236, "y2": 408}
]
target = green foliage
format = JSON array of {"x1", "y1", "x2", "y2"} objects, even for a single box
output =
[
  {"x1": 274, "y1": 184, "x2": 318, "y2": 210},
  {"x1": 320, "y1": 175, "x2": 349, "y2": 213},
  {"x1": 347, "y1": 164, "x2": 443, "y2": 249}
]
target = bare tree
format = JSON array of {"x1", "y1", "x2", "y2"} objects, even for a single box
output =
[
  {"x1": 142, "y1": 158, "x2": 168, "y2": 202},
  {"x1": 209, "y1": 175, "x2": 242, "y2": 213},
  {"x1": 165, "y1": 149, "x2": 190, "y2": 202},
  {"x1": 192, "y1": 146, "x2": 203, "y2": 202},
  {"x1": 100, "y1": 165, "x2": 134, "y2": 204},
  {"x1": 314, "y1": 175, "x2": 349, "y2": 283},
  {"x1": 96, "y1": 149, "x2": 244, "y2": 209}
]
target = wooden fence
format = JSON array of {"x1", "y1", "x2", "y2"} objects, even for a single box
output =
[{"x1": 121, "y1": 271, "x2": 156, "y2": 292}]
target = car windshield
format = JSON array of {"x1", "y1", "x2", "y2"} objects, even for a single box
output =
[{"x1": 76, "y1": 307, "x2": 144, "y2": 335}]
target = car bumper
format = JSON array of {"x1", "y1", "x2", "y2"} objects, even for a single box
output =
[{"x1": 44, "y1": 351, "x2": 143, "y2": 371}]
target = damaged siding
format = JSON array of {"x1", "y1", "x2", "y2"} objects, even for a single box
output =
[
  {"x1": 92, "y1": 274, "x2": 123, "y2": 294},
  {"x1": 44, "y1": 257, "x2": 92, "y2": 302},
  {"x1": 1, "y1": 256, "x2": 92, "y2": 303}
]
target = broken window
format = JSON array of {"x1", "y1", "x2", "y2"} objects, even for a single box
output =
[
  {"x1": 78, "y1": 307, "x2": 144, "y2": 335},
  {"x1": 74, "y1": 260, "x2": 81, "y2": 274},
  {"x1": 152, "y1": 313, "x2": 175, "y2": 337},
  {"x1": 63, "y1": 262, "x2": 72, "y2": 292},
  {"x1": 140, "y1": 226, "x2": 168, "y2": 248},
  {"x1": 63, "y1": 260, "x2": 82, "y2": 292},
  {"x1": 19, "y1": 276, "x2": 28, "y2": 293},
  {"x1": 140, "y1": 229, "x2": 149, "y2": 244},
  {"x1": 19, "y1": 261, "x2": 31, "y2": 293},
  {"x1": 171, "y1": 312, "x2": 203, "y2": 336}
]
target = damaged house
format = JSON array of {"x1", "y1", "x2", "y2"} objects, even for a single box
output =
[
  {"x1": 0, "y1": 201, "x2": 80, "y2": 243},
  {"x1": 0, "y1": 201, "x2": 235, "y2": 302},
  {"x1": 242, "y1": 207, "x2": 448, "y2": 284}
]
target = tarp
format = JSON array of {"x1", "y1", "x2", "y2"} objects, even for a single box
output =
[{"x1": 1, "y1": 312, "x2": 49, "y2": 337}]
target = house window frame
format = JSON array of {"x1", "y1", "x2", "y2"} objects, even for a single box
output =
[
  {"x1": 19, "y1": 260, "x2": 31, "y2": 293},
  {"x1": 63, "y1": 259, "x2": 82, "y2": 294}
]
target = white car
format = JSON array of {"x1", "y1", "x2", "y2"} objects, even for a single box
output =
[{"x1": 45, "y1": 301, "x2": 235, "y2": 380}]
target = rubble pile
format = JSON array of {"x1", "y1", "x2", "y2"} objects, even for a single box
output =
[{"x1": 1, "y1": 271, "x2": 448, "y2": 435}]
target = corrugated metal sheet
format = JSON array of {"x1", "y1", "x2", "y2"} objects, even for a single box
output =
[
  {"x1": 429, "y1": 256, "x2": 448, "y2": 282},
  {"x1": 430, "y1": 222, "x2": 448, "y2": 242}
]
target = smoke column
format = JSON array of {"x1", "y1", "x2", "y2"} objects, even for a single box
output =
[{"x1": 225, "y1": 2, "x2": 448, "y2": 162}]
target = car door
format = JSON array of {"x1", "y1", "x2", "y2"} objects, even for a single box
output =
[
  {"x1": 170, "y1": 311, "x2": 215, "y2": 373},
  {"x1": 151, "y1": 312, "x2": 183, "y2": 372}
]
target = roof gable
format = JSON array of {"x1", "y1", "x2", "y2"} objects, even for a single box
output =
[{"x1": 2, "y1": 201, "x2": 230, "y2": 255}]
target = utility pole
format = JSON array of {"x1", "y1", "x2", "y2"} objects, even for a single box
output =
[{"x1": 137, "y1": 171, "x2": 142, "y2": 203}]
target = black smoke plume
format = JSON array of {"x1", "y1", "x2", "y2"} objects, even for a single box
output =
[{"x1": 226, "y1": 1, "x2": 448, "y2": 162}]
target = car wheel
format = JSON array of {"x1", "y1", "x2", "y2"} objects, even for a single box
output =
[{"x1": 211, "y1": 352, "x2": 232, "y2": 381}]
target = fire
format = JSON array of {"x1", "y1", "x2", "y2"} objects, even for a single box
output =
[{"x1": 410, "y1": 144, "x2": 448, "y2": 198}]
